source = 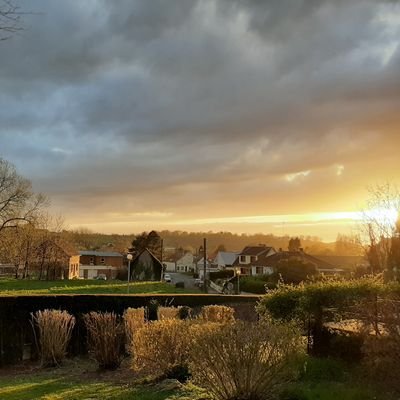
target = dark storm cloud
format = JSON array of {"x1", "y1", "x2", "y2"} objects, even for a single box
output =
[{"x1": 0, "y1": 0, "x2": 399, "y2": 225}]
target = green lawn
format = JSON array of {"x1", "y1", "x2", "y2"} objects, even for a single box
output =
[
  {"x1": 0, "y1": 279, "x2": 197, "y2": 295},
  {"x1": 0, "y1": 359, "x2": 206, "y2": 400}
]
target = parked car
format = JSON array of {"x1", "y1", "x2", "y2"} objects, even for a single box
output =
[{"x1": 164, "y1": 273, "x2": 172, "y2": 283}]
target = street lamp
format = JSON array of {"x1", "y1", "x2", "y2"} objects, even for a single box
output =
[
  {"x1": 127, "y1": 253, "x2": 133, "y2": 294},
  {"x1": 236, "y1": 268, "x2": 241, "y2": 295}
]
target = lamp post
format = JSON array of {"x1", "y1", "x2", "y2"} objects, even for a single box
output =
[
  {"x1": 127, "y1": 253, "x2": 133, "y2": 294},
  {"x1": 236, "y1": 268, "x2": 241, "y2": 295}
]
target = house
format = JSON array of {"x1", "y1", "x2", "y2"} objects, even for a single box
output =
[
  {"x1": 163, "y1": 261, "x2": 176, "y2": 272},
  {"x1": 196, "y1": 257, "x2": 215, "y2": 280},
  {"x1": 79, "y1": 251, "x2": 123, "y2": 279},
  {"x1": 232, "y1": 245, "x2": 276, "y2": 275},
  {"x1": 213, "y1": 251, "x2": 239, "y2": 269},
  {"x1": 176, "y1": 252, "x2": 195, "y2": 272},
  {"x1": 130, "y1": 248, "x2": 163, "y2": 281},
  {"x1": 263, "y1": 250, "x2": 340, "y2": 275}
]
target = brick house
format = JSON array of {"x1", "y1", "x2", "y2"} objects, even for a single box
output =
[{"x1": 78, "y1": 251, "x2": 123, "y2": 279}]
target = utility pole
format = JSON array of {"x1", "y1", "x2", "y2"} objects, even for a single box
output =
[
  {"x1": 203, "y1": 238, "x2": 208, "y2": 293},
  {"x1": 160, "y1": 238, "x2": 164, "y2": 280}
]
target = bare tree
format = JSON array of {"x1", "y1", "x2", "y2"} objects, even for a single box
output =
[
  {"x1": 0, "y1": 0, "x2": 23, "y2": 40},
  {"x1": 359, "y1": 183, "x2": 400, "y2": 279},
  {"x1": 0, "y1": 157, "x2": 47, "y2": 235}
]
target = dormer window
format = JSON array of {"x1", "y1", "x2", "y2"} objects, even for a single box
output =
[
  {"x1": 250, "y1": 256, "x2": 257, "y2": 262},
  {"x1": 240, "y1": 255, "x2": 246, "y2": 262}
]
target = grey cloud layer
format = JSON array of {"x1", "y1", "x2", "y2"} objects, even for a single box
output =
[{"x1": 0, "y1": 0, "x2": 399, "y2": 221}]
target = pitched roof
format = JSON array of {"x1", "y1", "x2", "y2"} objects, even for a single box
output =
[
  {"x1": 216, "y1": 251, "x2": 238, "y2": 266},
  {"x1": 240, "y1": 246, "x2": 274, "y2": 256},
  {"x1": 262, "y1": 251, "x2": 335, "y2": 269},
  {"x1": 79, "y1": 251, "x2": 123, "y2": 257},
  {"x1": 132, "y1": 248, "x2": 163, "y2": 267}
]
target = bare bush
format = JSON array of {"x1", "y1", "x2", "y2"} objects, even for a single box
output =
[
  {"x1": 189, "y1": 319, "x2": 304, "y2": 400},
  {"x1": 84, "y1": 311, "x2": 125, "y2": 370},
  {"x1": 123, "y1": 307, "x2": 145, "y2": 353},
  {"x1": 31, "y1": 309, "x2": 75, "y2": 367},
  {"x1": 158, "y1": 306, "x2": 181, "y2": 320},
  {"x1": 200, "y1": 305, "x2": 235, "y2": 323},
  {"x1": 132, "y1": 319, "x2": 191, "y2": 379},
  {"x1": 362, "y1": 298, "x2": 400, "y2": 392}
]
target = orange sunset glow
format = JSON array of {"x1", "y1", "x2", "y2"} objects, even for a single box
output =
[{"x1": 1, "y1": 0, "x2": 399, "y2": 242}]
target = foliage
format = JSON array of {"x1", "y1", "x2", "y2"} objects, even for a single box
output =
[
  {"x1": 83, "y1": 311, "x2": 125, "y2": 370},
  {"x1": 0, "y1": 158, "x2": 46, "y2": 235},
  {"x1": 132, "y1": 319, "x2": 191, "y2": 381},
  {"x1": 178, "y1": 306, "x2": 192, "y2": 320},
  {"x1": 131, "y1": 231, "x2": 162, "y2": 259},
  {"x1": 239, "y1": 276, "x2": 276, "y2": 294},
  {"x1": 276, "y1": 259, "x2": 318, "y2": 284},
  {"x1": 123, "y1": 307, "x2": 145, "y2": 353},
  {"x1": 31, "y1": 309, "x2": 75, "y2": 367},
  {"x1": 146, "y1": 299, "x2": 159, "y2": 321},
  {"x1": 362, "y1": 297, "x2": 400, "y2": 393},
  {"x1": 189, "y1": 319, "x2": 304, "y2": 400},
  {"x1": 257, "y1": 276, "x2": 392, "y2": 322},
  {"x1": 289, "y1": 237, "x2": 302, "y2": 252},
  {"x1": 158, "y1": 306, "x2": 180, "y2": 320},
  {"x1": 200, "y1": 305, "x2": 235, "y2": 323}
]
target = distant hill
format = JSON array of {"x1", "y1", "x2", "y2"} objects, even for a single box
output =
[{"x1": 63, "y1": 229, "x2": 354, "y2": 256}]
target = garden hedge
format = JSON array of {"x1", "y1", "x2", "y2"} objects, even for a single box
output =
[{"x1": 0, "y1": 293, "x2": 259, "y2": 367}]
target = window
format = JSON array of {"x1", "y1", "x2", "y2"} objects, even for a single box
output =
[
  {"x1": 250, "y1": 256, "x2": 257, "y2": 263},
  {"x1": 256, "y1": 266, "x2": 263, "y2": 275},
  {"x1": 101, "y1": 258, "x2": 105, "y2": 265},
  {"x1": 90, "y1": 257, "x2": 94, "y2": 265},
  {"x1": 240, "y1": 255, "x2": 246, "y2": 263}
]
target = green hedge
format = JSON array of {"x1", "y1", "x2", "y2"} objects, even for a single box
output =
[
  {"x1": 209, "y1": 270, "x2": 234, "y2": 281},
  {"x1": 240, "y1": 277, "x2": 276, "y2": 294}
]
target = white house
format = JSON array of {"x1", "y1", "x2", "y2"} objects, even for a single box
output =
[
  {"x1": 176, "y1": 252, "x2": 195, "y2": 272},
  {"x1": 233, "y1": 245, "x2": 276, "y2": 276}
]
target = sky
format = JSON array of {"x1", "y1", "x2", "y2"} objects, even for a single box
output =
[{"x1": 0, "y1": 0, "x2": 399, "y2": 241}]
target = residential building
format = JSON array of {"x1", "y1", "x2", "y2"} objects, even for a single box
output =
[
  {"x1": 79, "y1": 251, "x2": 123, "y2": 279},
  {"x1": 130, "y1": 248, "x2": 163, "y2": 281},
  {"x1": 176, "y1": 252, "x2": 195, "y2": 272},
  {"x1": 233, "y1": 245, "x2": 276, "y2": 275}
]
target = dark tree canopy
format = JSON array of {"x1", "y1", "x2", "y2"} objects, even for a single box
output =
[
  {"x1": 130, "y1": 230, "x2": 162, "y2": 259},
  {"x1": 276, "y1": 258, "x2": 317, "y2": 284}
]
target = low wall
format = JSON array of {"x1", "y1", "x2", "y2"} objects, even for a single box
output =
[{"x1": 0, "y1": 294, "x2": 260, "y2": 367}]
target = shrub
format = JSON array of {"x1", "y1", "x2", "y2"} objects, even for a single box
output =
[
  {"x1": 178, "y1": 305, "x2": 192, "y2": 320},
  {"x1": 189, "y1": 319, "x2": 304, "y2": 400},
  {"x1": 200, "y1": 305, "x2": 235, "y2": 323},
  {"x1": 84, "y1": 311, "x2": 125, "y2": 370},
  {"x1": 146, "y1": 299, "x2": 159, "y2": 321},
  {"x1": 123, "y1": 307, "x2": 145, "y2": 353},
  {"x1": 362, "y1": 298, "x2": 400, "y2": 393},
  {"x1": 132, "y1": 319, "x2": 191, "y2": 381},
  {"x1": 158, "y1": 306, "x2": 180, "y2": 320},
  {"x1": 240, "y1": 276, "x2": 277, "y2": 294},
  {"x1": 31, "y1": 309, "x2": 75, "y2": 367}
]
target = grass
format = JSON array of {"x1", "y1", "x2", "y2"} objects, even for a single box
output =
[
  {"x1": 0, "y1": 359, "x2": 206, "y2": 400},
  {"x1": 0, "y1": 279, "x2": 197, "y2": 295}
]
